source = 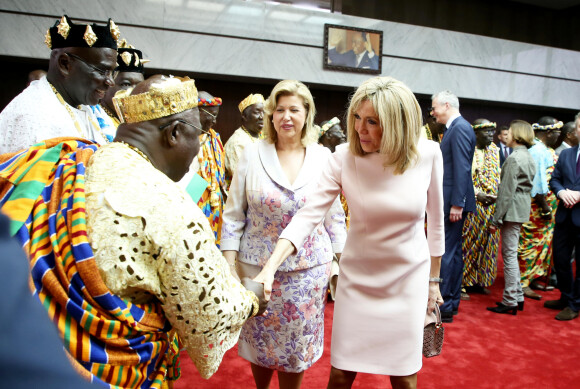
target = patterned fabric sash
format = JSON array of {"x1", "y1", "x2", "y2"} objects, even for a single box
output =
[
  {"x1": 474, "y1": 143, "x2": 500, "y2": 193},
  {"x1": 0, "y1": 138, "x2": 178, "y2": 388}
]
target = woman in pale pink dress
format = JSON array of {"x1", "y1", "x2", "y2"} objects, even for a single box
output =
[{"x1": 255, "y1": 76, "x2": 445, "y2": 389}]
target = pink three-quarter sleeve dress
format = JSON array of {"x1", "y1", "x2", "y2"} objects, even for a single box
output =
[
  {"x1": 221, "y1": 140, "x2": 347, "y2": 372},
  {"x1": 280, "y1": 139, "x2": 445, "y2": 375}
]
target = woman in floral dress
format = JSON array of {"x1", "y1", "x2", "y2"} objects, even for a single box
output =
[{"x1": 221, "y1": 80, "x2": 346, "y2": 388}]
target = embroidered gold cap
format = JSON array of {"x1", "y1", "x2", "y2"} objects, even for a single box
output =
[
  {"x1": 320, "y1": 117, "x2": 340, "y2": 137},
  {"x1": 238, "y1": 93, "x2": 264, "y2": 113},
  {"x1": 113, "y1": 76, "x2": 199, "y2": 124},
  {"x1": 44, "y1": 15, "x2": 120, "y2": 49}
]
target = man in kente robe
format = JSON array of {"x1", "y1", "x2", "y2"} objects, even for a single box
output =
[{"x1": 0, "y1": 75, "x2": 266, "y2": 388}]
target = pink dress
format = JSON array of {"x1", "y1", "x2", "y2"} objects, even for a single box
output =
[{"x1": 281, "y1": 140, "x2": 445, "y2": 375}]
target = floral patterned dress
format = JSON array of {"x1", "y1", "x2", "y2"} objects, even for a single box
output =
[{"x1": 221, "y1": 140, "x2": 347, "y2": 372}]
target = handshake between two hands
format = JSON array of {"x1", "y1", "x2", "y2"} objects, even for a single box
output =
[{"x1": 240, "y1": 270, "x2": 274, "y2": 316}]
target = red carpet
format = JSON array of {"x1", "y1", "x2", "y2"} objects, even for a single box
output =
[{"x1": 175, "y1": 276, "x2": 580, "y2": 389}]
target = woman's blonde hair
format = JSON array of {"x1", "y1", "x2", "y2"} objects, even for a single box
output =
[
  {"x1": 347, "y1": 76, "x2": 421, "y2": 174},
  {"x1": 509, "y1": 120, "x2": 534, "y2": 148},
  {"x1": 263, "y1": 80, "x2": 317, "y2": 146}
]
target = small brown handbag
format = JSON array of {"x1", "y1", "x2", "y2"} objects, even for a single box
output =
[{"x1": 423, "y1": 304, "x2": 444, "y2": 358}]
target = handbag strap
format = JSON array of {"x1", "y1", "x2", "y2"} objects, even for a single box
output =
[{"x1": 433, "y1": 304, "x2": 442, "y2": 326}]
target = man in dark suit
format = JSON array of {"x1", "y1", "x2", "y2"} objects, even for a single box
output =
[
  {"x1": 497, "y1": 126, "x2": 512, "y2": 167},
  {"x1": 0, "y1": 213, "x2": 95, "y2": 388},
  {"x1": 545, "y1": 112, "x2": 580, "y2": 321},
  {"x1": 327, "y1": 32, "x2": 379, "y2": 70},
  {"x1": 431, "y1": 90, "x2": 476, "y2": 322}
]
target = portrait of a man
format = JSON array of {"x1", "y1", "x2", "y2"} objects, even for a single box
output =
[{"x1": 324, "y1": 25, "x2": 382, "y2": 73}]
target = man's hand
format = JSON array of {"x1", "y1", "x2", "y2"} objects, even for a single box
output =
[
  {"x1": 559, "y1": 189, "x2": 580, "y2": 208},
  {"x1": 449, "y1": 205, "x2": 463, "y2": 222},
  {"x1": 364, "y1": 33, "x2": 373, "y2": 53},
  {"x1": 477, "y1": 192, "x2": 496, "y2": 206}
]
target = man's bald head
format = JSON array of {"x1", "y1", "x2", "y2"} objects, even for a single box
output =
[{"x1": 113, "y1": 75, "x2": 202, "y2": 182}]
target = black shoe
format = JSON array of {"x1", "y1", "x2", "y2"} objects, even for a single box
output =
[
  {"x1": 465, "y1": 285, "x2": 492, "y2": 295},
  {"x1": 487, "y1": 304, "x2": 518, "y2": 315},
  {"x1": 496, "y1": 301, "x2": 524, "y2": 311},
  {"x1": 544, "y1": 299, "x2": 567, "y2": 310},
  {"x1": 441, "y1": 311, "x2": 454, "y2": 323}
]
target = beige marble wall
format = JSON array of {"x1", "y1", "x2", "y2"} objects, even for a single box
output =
[{"x1": 1, "y1": 0, "x2": 578, "y2": 109}]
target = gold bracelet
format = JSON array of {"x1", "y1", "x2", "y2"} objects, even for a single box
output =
[{"x1": 249, "y1": 292, "x2": 260, "y2": 318}]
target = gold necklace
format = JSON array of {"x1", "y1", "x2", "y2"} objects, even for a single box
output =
[
  {"x1": 118, "y1": 141, "x2": 152, "y2": 164},
  {"x1": 48, "y1": 82, "x2": 109, "y2": 143},
  {"x1": 241, "y1": 126, "x2": 259, "y2": 142},
  {"x1": 101, "y1": 104, "x2": 118, "y2": 121}
]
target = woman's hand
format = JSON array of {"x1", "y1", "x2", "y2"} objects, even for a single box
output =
[
  {"x1": 222, "y1": 250, "x2": 240, "y2": 282},
  {"x1": 428, "y1": 282, "x2": 443, "y2": 313},
  {"x1": 253, "y1": 269, "x2": 275, "y2": 301}
]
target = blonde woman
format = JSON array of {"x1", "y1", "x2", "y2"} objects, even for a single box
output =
[
  {"x1": 488, "y1": 120, "x2": 536, "y2": 314},
  {"x1": 256, "y1": 77, "x2": 445, "y2": 389},
  {"x1": 221, "y1": 80, "x2": 346, "y2": 389}
]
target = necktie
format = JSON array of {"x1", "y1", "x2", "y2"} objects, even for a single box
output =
[
  {"x1": 504, "y1": 147, "x2": 508, "y2": 159},
  {"x1": 576, "y1": 153, "x2": 580, "y2": 176}
]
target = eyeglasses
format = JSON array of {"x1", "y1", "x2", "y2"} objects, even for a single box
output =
[
  {"x1": 65, "y1": 52, "x2": 114, "y2": 80},
  {"x1": 200, "y1": 108, "x2": 217, "y2": 119},
  {"x1": 159, "y1": 119, "x2": 209, "y2": 135}
]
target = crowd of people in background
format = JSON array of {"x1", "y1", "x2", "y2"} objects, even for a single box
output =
[{"x1": 0, "y1": 14, "x2": 579, "y2": 389}]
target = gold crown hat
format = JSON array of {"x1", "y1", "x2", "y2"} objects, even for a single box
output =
[
  {"x1": 238, "y1": 93, "x2": 265, "y2": 113},
  {"x1": 112, "y1": 76, "x2": 198, "y2": 124},
  {"x1": 44, "y1": 15, "x2": 120, "y2": 49}
]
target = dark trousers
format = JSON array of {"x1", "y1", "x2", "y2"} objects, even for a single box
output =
[
  {"x1": 553, "y1": 214, "x2": 580, "y2": 312},
  {"x1": 440, "y1": 214, "x2": 466, "y2": 313}
]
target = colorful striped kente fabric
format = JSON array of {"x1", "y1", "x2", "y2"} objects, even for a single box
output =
[{"x1": 0, "y1": 138, "x2": 179, "y2": 388}]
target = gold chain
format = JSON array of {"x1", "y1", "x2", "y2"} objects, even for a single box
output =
[
  {"x1": 241, "y1": 126, "x2": 259, "y2": 142},
  {"x1": 117, "y1": 141, "x2": 152, "y2": 164},
  {"x1": 48, "y1": 82, "x2": 109, "y2": 143},
  {"x1": 101, "y1": 104, "x2": 118, "y2": 121}
]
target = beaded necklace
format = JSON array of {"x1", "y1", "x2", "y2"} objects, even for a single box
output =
[{"x1": 48, "y1": 82, "x2": 109, "y2": 143}]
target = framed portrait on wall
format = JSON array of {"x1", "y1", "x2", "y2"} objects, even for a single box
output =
[{"x1": 323, "y1": 24, "x2": 383, "y2": 74}]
